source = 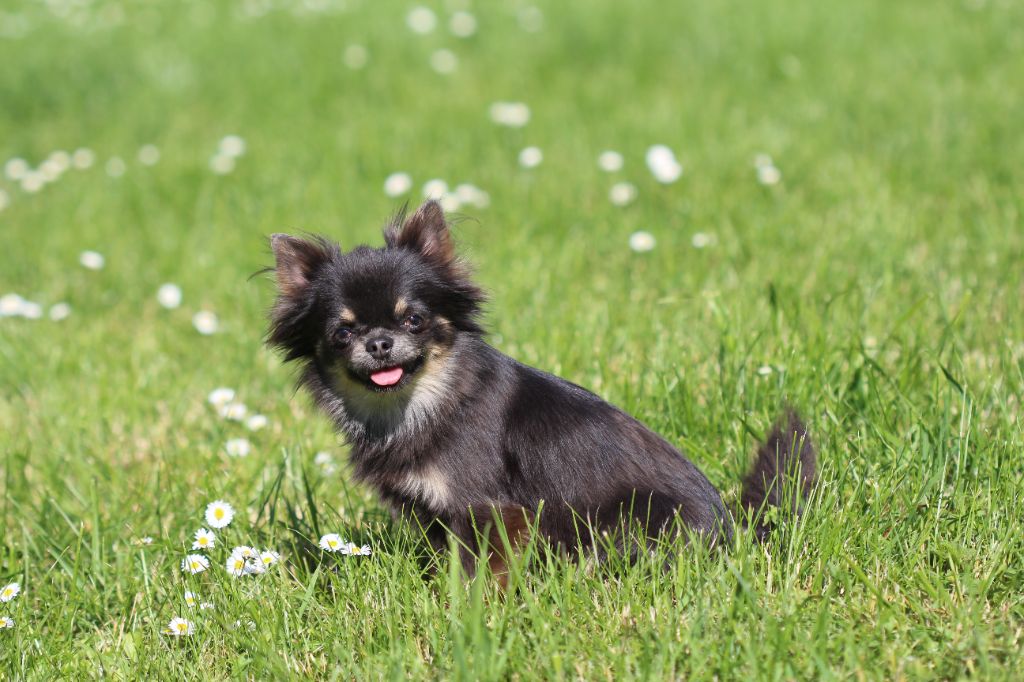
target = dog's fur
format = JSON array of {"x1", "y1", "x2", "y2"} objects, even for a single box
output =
[{"x1": 267, "y1": 201, "x2": 816, "y2": 572}]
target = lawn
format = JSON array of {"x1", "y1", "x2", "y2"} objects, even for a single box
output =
[{"x1": 2, "y1": 0, "x2": 1023, "y2": 678}]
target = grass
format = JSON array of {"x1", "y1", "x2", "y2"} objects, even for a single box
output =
[{"x1": 2, "y1": 0, "x2": 1023, "y2": 678}]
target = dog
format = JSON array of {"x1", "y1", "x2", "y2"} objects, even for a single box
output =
[{"x1": 267, "y1": 200, "x2": 816, "y2": 574}]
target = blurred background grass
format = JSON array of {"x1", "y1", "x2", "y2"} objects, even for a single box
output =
[{"x1": 1, "y1": 0, "x2": 1023, "y2": 678}]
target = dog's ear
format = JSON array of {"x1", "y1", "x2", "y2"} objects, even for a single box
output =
[
  {"x1": 270, "y1": 234, "x2": 331, "y2": 298},
  {"x1": 384, "y1": 200, "x2": 456, "y2": 270}
]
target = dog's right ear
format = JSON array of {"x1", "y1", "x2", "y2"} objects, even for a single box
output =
[{"x1": 270, "y1": 234, "x2": 331, "y2": 298}]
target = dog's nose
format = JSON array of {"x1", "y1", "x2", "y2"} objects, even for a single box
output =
[{"x1": 365, "y1": 336, "x2": 394, "y2": 360}]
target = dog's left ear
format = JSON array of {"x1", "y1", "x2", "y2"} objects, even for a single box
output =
[
  {"x1": 270, "y1": 234, "x2": 331, "y2": 298},
  {"x1": 385, "y1": 200, "x2": 456, "y2": 270}
]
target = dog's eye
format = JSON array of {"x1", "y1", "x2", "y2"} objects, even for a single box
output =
[
  {"x1": 333, "y1": 327, "x2": 354, "y2": 344},
  {"x1": 403, "y1": 313, "x2": 424, "y2": 332}
]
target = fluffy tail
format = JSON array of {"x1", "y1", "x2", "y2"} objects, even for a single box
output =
[{"x1": 740, "y1": 411, "x2": 817, "y2": 541}]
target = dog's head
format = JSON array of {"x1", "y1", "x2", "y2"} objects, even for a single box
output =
[{"x1": 267, "y1": 201, "x2": 485, "y2": 406}]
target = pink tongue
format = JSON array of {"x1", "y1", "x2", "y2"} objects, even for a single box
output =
[{"x1": 370, "y1": 367, "x2": 404, "y2": 387}]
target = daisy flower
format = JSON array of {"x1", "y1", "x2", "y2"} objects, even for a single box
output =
[
  {"x1": 199, "y1": 602, "x2": 214, "y2": 610},
  {"x1": 219, "y1": 402, "x2": 247, "y2": 420},
  {"x1": 629, "y1": 231, "x2": 656, "y2": 253},
  {"x1": 243, "y1": 561, "x2": 265, "y2": 576},
  {"x1": 207, "y1": 387, "x2": 235, "y2": 407},
  {"x1": 346, "y1": 544, "x2": 372, "y2": 557},
  {"x1": 232, "y1": 546, "x2": 257, "y2": 560},
  {"x1": 184, "y1": 591, "x2": 197, "y2": 608},
  {"x1": 225, "y1": 553, "x2": 248, "y2": 578},
  {"x1": 225, "y1": 438, "x2": 251, "y2": 458},
  {"x1": 0, "y1": 616, "x2": 13, "y2": 629},
  {"x1": 245, "y1": 414, "x2": 268, "y2": 431},
  {"x1": 598, "y1": 150, "x2": 624, "y2": 172},
  {"x1": 0, "y1": 583, "x2": 20, "y2": 603},
  {"x1": 383, "y1": 172, "x2": 412, "y2": 197},
  {"x1": 139, "y1": 536, "x2": 154, "y2": 545},
  {"x1": 192, "y1": 528, "x2": 216, "y2": 550},
  {"x1": 259, "y1": 550, "x2": 281, "y2": 568},
  {"x1": 165, "y1": 617, "x2": 194, "y2": 637},
  {"x1": 181, "y1": 554, "x2": 210, "y2": 575},
  {"x1": 518, "y1": 146, "x2": 543, "y2": 169},
  {"x1": 205, "y1": 500, "x2": 235, "y2": 529},
  {"x1": 157, "y1": 283, "x2": 182, "y2": 309},
  {"x1": 319, "y1": 533, "x2": 346, "y2": 552},
  {"x1": 192, "y1": 310, "x2": 219, "y2": 335},
  {"x1": 79, "y1": 250, "x2": 105, "y2": 270}
]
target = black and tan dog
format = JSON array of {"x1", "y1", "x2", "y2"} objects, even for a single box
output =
[{"x1": 267, "y1": 201, "x2": 815, "y2": 574}]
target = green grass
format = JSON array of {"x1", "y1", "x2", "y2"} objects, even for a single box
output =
[{"x1": 2, "y1": 0, "x2": 1023, "y2": 678}]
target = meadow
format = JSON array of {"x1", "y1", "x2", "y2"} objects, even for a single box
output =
[{"x1": 2, "y1": 0, "x2": 1023, "y2": 678}]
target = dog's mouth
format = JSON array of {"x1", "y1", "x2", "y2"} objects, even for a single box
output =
[{"x1": 348, "y1": 355, "x2": 424, "y2": 393}]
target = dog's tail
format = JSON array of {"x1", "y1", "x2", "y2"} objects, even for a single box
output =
[{"x1": 740, "y1": 411, "x2": 817, "y2": 541}]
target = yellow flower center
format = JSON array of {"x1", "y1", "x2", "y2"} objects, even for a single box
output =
[
  {"x1": 176, "y1": 622, "x2": 188, "y2": 632},
  {"x1": 214, "y1": 509, "x2": 224, "y2": 519}
]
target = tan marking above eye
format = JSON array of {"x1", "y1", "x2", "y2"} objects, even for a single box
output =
[
  {"x1": 338, "y1": 307, "x2": 357, "y2": 326},
  {"x1": 393, "y1": 297, "x2": 408, "y2": 318}
]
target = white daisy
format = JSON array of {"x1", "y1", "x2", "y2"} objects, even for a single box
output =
[
  {"x1": 439, "y1": 193, "x2": 461, "y2": 213},
  {"x1": 218, "y1": 402, "x2": 247, "y2": 420},
  {"x1": 72, "y1": 148, "x2": 95, "y2": 169},
  {"x1": 449, "y1": 11, "x2": 477, "y2": 37},
  {"x1": 138, "y1": 144, "x2": 160, "y2": 166},
  {"x1": 422, "y1": 178, "x2": 448, "y2": 199},
  {"x1": 645, "y1": 145, "x2": 683, "y2": 184},
  {"x1": 4, "y1": 157, "x2": 29, "y2": 180},
  {"x1": 629, "y1": 231, "x2": 656, "y2": 253},
  {"x1": 757, "y1": 365, "x2": 774, "y2": 376},
  {"x1": 204, "y1": 500, "x2": 235, "y2": 529},
  {"x1": 489, "y1": 101, "x2": 530, "y2": 127},
  {"x1": 454, "y1": 184, "x2": 490, "y2": 208},
  {"x1": 383, "y1": 172, "x2": 412, "y2": 197},
  {"x1": 39, "y1": 158, "x2": 65, "y2": 182},
  {"x1": 343, "y1": 44, "x2": 368, "y2": 69},
  {"x1": 218, "y1": 135, "x2": 246, "y2": 158},
  {"x1": 225, "y1": 553, "x2": 248, "y2": 578},
  {"x1": 609, "y1": 182, "x2": 637, "y2": 207},
  {"x1": 0, "y1": 294, "x2": 25, "y2": 317},
  {"x1": 691, "y1": 232, "x2": 714, "y2": 249},
  {"x1": 232, "y1": 546, "x2": 257, "y2": 560},
  {"x1": 226, "y1": 438, "x2": 251, "y2": 458},
  {"x1": 207, "y1": 387, "x2": 235, "y2": 407},
  {"x1": 192, "y1": 310, "x2": 219, "y2": 335},
  {"x1": 79, "y1": 250, "x2": 105, "y2": 270},
  {"x1": 243, "y1": 561, "x2": 265, "y2": 576},
  {"x1": 259, "y1": 550, "x2": 281, "y2": 568},
  {"x1": 209, "y1": 154, "x2": 235, "y2": 175},
  {"x1": 518, "y1": 146, "x2": 543, "y2": 168},
  {"x1": 105, "y1": 157, "x2": 126, "y2": 177},
  {"x1": 20, "y1": 172, "x2": 44, "y2": 193},
  {"x1": 0, "y1": 583, "x2": 20, "y2": 602},
  {"x1": 139, "y1": 536, "x2": 154, "y2": 545},
  {"x1": 319, "y1": 533, "x2": 346, "y2": 552},
  {"x1": 0, "y1": 616, "x2": 13, "y2": 629},
  {"x1": 184, "y1": 591, "x2": 197, "y2": 608},
  {"x1": 157, "y1": 283, "x2": 182, "y2": 309},
  {"x1": 430, "y1": 49, "x2": 458, "y2": 75},
  {"x1": 598, "y1": 150, "x2": 624, "y2": 172},
  {"x1": 345, "y1": 543, "x2": 372, "y2": 556},
  {"x1": 181, "y1": 554, "x2": 210, "y2": 575},
  {"x1": 48, "y1": 302, "x2": 71, "y2": 321},
  {"x1": 406, "y1": 6, "x2": 436, "y2": 34},
  {"x1": 245, "y1": 414, "x2": 268, "y2": 431},
  {"x1": 756, "y1": 164, "x2": 781, "y2": 186},
  {"x1": 165, "y1": 617, "x2": 193, "y2": 636},
  {"x1": 199, "y1": 602, "x2": 214, "y2": 610},
  {"x1": 192, "y1": 528, "x2": 216, "y2": 550}
]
